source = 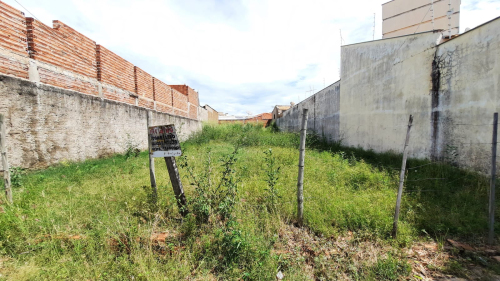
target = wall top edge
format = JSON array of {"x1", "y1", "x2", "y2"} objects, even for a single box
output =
[
  {"x1": 437, "y1": 15, "x2": 500, "y2": 46},
  {"x1": 342, "y1": 30, "x2": 439, "y2": 48}
]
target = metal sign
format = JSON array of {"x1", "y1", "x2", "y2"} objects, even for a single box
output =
[{"x1": 148, "y1": 124, "x2": 182, "y2": 157}]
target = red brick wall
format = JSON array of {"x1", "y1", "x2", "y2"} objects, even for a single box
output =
[
  {"x1": 188, "y1": 88, "x2": 199, "y2": 107},
  {"x1": 156, "y1": 101, "x2": 173, "y2": 115},
  {"x1": 170, "y1": 84, "x2": 199, "y2": 107},
  {"x1": 102, "y1": 85, "x2": 135, "y2": 105},
  {"x1": 0, "y1": 1, "x2": 27, "y2": 55},
  {"x1": 172, "y1": 88, "x2": 188, "y2": 112},
  {"x1": 174, "y1": 108, "x2": 188, "y2": 118},
  {"x1": 153, "y1": 78, "x2": 172, "y2": 106},
  {"x1": 169, "y1": 84, "x2": 188, "y2": 95},
  {"x1": 0, "y1": 55, "x2": 28, "y2": 79},
  {"x1": 52, "y1": 20, "x2": 96, "y2": 77},
  {"x1": 189, "y1": 103, "x2": 197, "y2": 120},
  {"x1": 138, "y1": 96, "x2": 154, "y2": 110},
  {"x1": 0, "y1": 1, "x2": 29, "y2": 79},
  {"x1": 134, "y1": 66, "x2": 153, "y2": 99},
  {"x1": 38, "y1": 67, "x2": 98, "y2": 95},
  {"x1": 26, "y1": 18, "x2": 96, "y2": 78},
  {"x1": 0, "y1": 4, "x2": 201, "y2": 119},
  {"x1": 219, "y1": 113, "x2": 272, "y2": 127},
  {"x1": 96, "y1": 45, "x2": 135, "y2": 93}
]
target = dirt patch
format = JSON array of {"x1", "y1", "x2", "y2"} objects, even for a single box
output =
[{"x1": 272, "y1": 223, "x2": 500, "y2": 280}]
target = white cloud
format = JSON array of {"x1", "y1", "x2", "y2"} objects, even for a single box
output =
[{"x1": 3, "y1": 0, "x2": 499, "y2": 115}]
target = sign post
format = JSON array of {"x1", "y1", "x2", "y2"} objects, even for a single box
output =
[
  {"x1": 148, "y1": 124, "x2": 188, "y2": 217},
  {"x1": 146, "y1": 112, "x2": 157, "y2": 204}
]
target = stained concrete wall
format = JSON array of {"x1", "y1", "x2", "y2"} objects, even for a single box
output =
[
  {"x1": 432, "y1": 17, "x2": 500, "y2": 172},
  {"x1": 340, "y1": 31, "x2": 441, "y2": 159},
  {"x1": 0, "y1": 74, "x2": 201, "y2": 169},
  {"x1": 276, "y1": 17, "x2": 500, "y2": 173},
  {"x1": 276, "y1": 81, "x2": 340, "y2": 142}
]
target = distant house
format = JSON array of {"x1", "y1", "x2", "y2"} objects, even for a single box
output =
[
  {"x1": 272, "y1": 103, "x2": 294, "y2": 120},
  {"x1": 200, "y1": 104, "x2": 219, "y2": 123},
  {"x1": 219, "y1": 112, "x2": 272, "y2": 127}
]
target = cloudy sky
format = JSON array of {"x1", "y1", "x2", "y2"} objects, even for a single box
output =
[{"x1": 4, "y1": 0, "x2": 500, "y2": 115}]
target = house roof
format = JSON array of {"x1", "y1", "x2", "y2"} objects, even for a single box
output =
[
  {"x1": 219, "y1": 112, "x2": 272, "y2": 121},
  {"x1": 202, "y1": 104, "x2": 218, "y2": 112},
  {"x1": 275, "y1": 105, "x2": 291, "y2": 110}
]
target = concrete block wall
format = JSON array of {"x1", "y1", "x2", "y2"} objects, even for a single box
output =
[
  {"x1": 340, "y1": 31, "x2": 439, "y2": 160},
  {"x1": 0, "y1": 74, "x2": 201, "y2": 169},
  {"x1": 0, "y1": 1, "x2": 199, "y2": 120},
  {"x1": 277, "y1": 81, "x2": 340, "y2": 140},
  {"x1": 277, "y1": 17, "x2": 500, "y2": 174},
  {"x1": 431, "y1": 17, "x2": 500, "y2": 173}
]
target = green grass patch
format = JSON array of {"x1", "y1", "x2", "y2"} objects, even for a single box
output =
[{"x1": 0, "y1": 123, "x2": 494, "y2": 280}]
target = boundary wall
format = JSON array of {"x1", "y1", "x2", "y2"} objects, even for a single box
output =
[
  {"x1": 277, "y1": 81, "x2": 340, "y2": 142},
  {"x1": 0, "y1": 74, "x2": 201, "y2": 169},
  {"x1": 277, "y1": 17, "x2": 500, "y2": 173},
  {"x1": 0, "y1": 0, "x2": 198, "y2": 120}
]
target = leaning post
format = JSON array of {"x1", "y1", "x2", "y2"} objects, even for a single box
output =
[
  {"x1": 146, "y1": 111, "x2": 158, "y2": 204},
  {"x1": 489, "y1": 112, "x2": 498, "y2": 245},
  {"x1": 164, "y1": 157, "x2": 189, "y2": 217},
  {"x1": 392, "y1": 115, "x2": 413, "y2": 238}
]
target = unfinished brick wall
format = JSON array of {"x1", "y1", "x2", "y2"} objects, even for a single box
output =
[
  {"x1": 0, "y1": 1, "x2": 28, "y2": 79},
  {"x1": 101, "y1": 85, "x2": 136, "y2": 105},
  {"x1": 156, "y1": 102, "x2": 173, "y2": 115},
  {"x1": 138, "y1": 97, "x2": 154, "y2": 110},
  {"x1": 172, "y1": 88, "x2": 188, "y2": 112},
  {"x1": 134, "y1": 66, "x2": 154, "y2": 100},
  {"x1": 188, "y1": 88, "x2": 199, "y2": 107},
  {"x1": 170, "y1": 84, "x2": 199, "y2": 107},
  {"x1": 153, "y1": 78, "x2": 172, "y2": 106},
  {"x1": 0, "y1": 4, "x2": 200, "y2": 120},
  {"x1": 153, "y1": 78, "x2": 174, "y2": 114},
  {"x1": 96, "y1": 45, "x2": 135, "y2": 93},
  {"x1": 189, "y1": 103, "x2": 197, "y2": 120},
  {"x1": 26, "y1": 19, "x2": 96, "y2": 78},
  {"x1": 37, "y1": 67, "x2": 98, "y2": 95},
  {"x1": 0, "y1": 1, "x2": 27, "y2": 55},
  {"x1": 170, "y1": 85, "x2": 198, "y2": 119}
]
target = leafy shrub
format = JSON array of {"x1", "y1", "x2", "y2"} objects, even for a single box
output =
[
  {"x1": 123, "y1": 133, "x2": 140, "y2": 159},
  {"x1": 10, "y1": 166, "x2": 25, "y2": 188},
  {"x1": 263, "y1": 149, "x2": 281, "y2": 213}
]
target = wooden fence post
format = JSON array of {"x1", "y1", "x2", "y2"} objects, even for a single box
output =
[
  {"x1": 0, "y1": 114, "x2": 12, "y2": 204},
  {"x1": 392, "y1": 114, "x2": 413, "y2": 238},
  {"x1": 489, "y1": 112, "x2": 498, "y2": 245},
  {"x1": 164, "y1": 157, "x2": 189, "y2": 217},
  {"x1": 297, "y1": 108, "x2": 309, "y2": 226},
  {"x1": 146, "y1": 111, "x2": 158, "y2": 204}
]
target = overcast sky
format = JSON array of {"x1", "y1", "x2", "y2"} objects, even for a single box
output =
[{"x1": 4, "y1": 0, "x2": 500, "y2": 115}]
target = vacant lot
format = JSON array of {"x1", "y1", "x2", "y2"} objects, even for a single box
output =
[{"x1": 0, "y1": 124, "x2": 498, "y2": 280}]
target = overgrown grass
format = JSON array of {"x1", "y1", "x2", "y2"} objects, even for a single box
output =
[{"x1": 0, "y1": 123, "x2": 494, "y2": 280}]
